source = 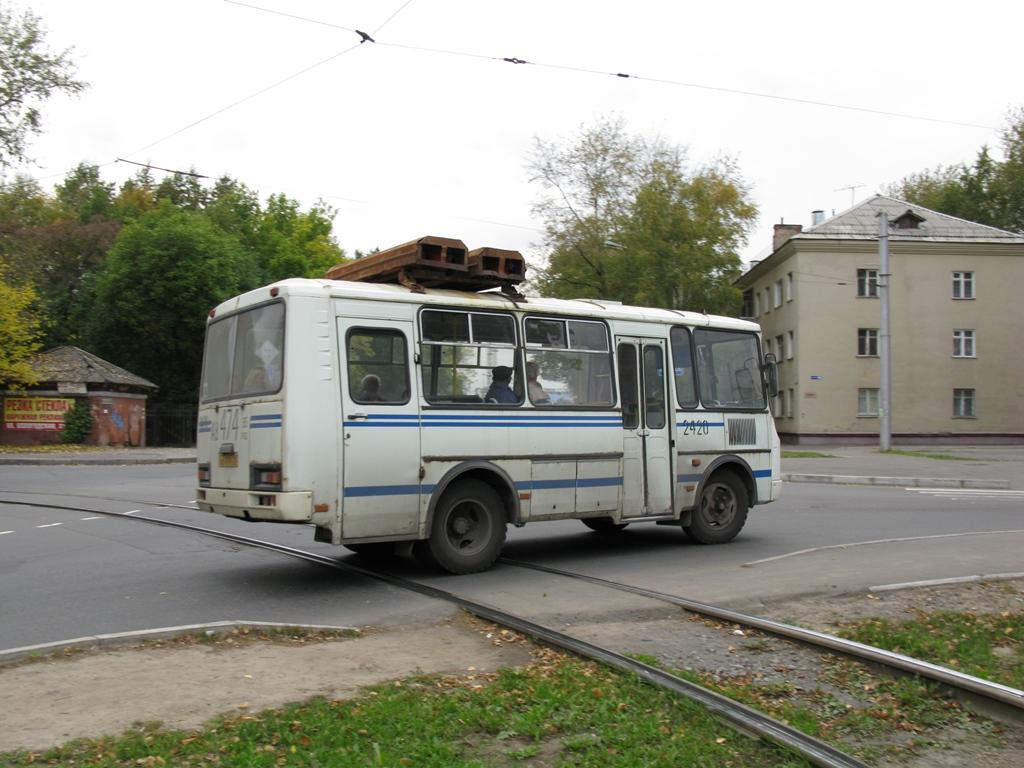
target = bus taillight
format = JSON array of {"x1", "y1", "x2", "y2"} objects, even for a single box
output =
[
  {"x1": 197, "y1": 463, "x2": 211, "y2": 486},
  {"x1": 252, "y1": 464, "x2": 283, "y2": 491}
]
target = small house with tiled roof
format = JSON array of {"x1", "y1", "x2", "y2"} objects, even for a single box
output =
[
  {"x1": 736, "y1": 195, "x2": 1024, "y2": 444},
  {"x1": 1, "y1": 346, "x2": 157, "y2": 447}
]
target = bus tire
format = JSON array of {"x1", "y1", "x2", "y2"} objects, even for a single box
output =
[
  {"x1": 581, "y1": 517, "x2": 630, "y2": 534},
  {"x1": 684, "y1": 471, "x2": 748, "y2": 544},
  {"x1": 415, "y1": 479, "x2": 507, "y2": 574}
]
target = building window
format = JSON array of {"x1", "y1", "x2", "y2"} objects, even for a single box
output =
[
  {"x1": 953, "y1": 388, "x2": 975, "y2": 418},
  {"x1": 953, "y1": 329, "x2": 975, "y2": 358},
  {"x1": 764, "y1": 337, "x2": 772, "y2": 357},
  {"x1": 785, "y1": 331, "x2": 794, "y2": 360},
  {"x1": 763, "y1": 288, "x2": 771, "y2": 313},
  {"x1": 857, "y1": 268, "x2": 879, "y2": 298},
  {"x1": 785, "y1": 272, "x2": 793, "y2": 302},
  {"x1": 773, "y1": 279, "x2": 783, "y2": 308},
  {"x1": 857, "y1": 328, "x2": 878, "y2": 357},
  {"x1": 858, "y1": 388, "x2": 879, "y2": 417},
  {"x1": 752, "y1": 292, "x2": 760, "y2": 316},
  {"x1": 785, "y1": 388, "x2": 794, "y2": 418},
  {"x1": 775, "y1": 335, "x2": 784, "y2": 360},
  {"x1": 952, "y1": 271, "x2": 974, "y2": 299}
]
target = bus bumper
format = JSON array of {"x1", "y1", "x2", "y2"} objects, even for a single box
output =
[{"x1": 195, "y1": 488, "x2": 313, "y2": 522}]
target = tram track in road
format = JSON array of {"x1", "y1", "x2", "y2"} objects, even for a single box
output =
[{"x1": 5, "y1": 495, "x2": 1023, "y2": 766}]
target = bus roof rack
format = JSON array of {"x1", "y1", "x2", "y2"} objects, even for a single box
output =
[{"x1": 326, "y1": 235, "x2": 526, "y2": 295}]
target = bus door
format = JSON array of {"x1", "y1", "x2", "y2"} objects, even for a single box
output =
[
  {"x1": 616, "y1": 337, "x2": 674, "y2": 518},
  {"x1": 337, "y1": 318, "x2": 421, "y2": 539}
]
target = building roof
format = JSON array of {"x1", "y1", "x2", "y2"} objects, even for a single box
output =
[
  {"x1": 793, "y1": 195, "x2": 1024, "y2": 244},
  {"x1": 32, "y1": 346, "x2": 158, "y2": 390}
]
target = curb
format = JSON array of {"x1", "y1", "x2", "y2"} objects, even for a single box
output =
[
  {"x1": 0, "y1": 620, "x2": 359, "y2": 664},
  {"x1": 781, "y1": 473, "x2": 1010, "y2": 490},
  {"x1": 0, "y1": 456, "x2": 196, "y2": 466}
]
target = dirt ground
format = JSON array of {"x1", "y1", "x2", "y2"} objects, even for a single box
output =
[
  {"x1": 2, "y1": 580, "x2": 1022, "y2": 764},
  {"x1": 0, "y1": 617, "x2": 532, "y2": 754}
]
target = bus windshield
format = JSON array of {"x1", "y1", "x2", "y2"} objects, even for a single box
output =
[
  {"x1": 200, "y1": 302, "x2": 285, "y2": 402},
  {"x1": 693, "y1": 329, "x2": 765, "y2": 410}
]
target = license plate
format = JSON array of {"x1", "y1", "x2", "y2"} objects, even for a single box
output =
[{"x1": 218, "y1": 453, "x2": 239, "y2": 468}]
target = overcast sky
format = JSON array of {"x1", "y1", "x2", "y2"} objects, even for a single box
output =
[{"x1": 11, "y1": 0, "x2": 1021, "y2": 271}]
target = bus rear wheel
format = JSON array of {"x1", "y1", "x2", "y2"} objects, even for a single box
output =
[
  {"x1": 684, "y1": 471, "x2": 748, "y2": 544},
  {"x1": 415, "y1": 479, "x2": 506, "y2": 574},
  {"x1": 581, "y1": 517, "x2": 630, "y2": 534}
]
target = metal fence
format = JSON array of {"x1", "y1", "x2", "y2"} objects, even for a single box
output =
[{"x1": 146, "y1": 402, "x2": 197, "y2": 446}]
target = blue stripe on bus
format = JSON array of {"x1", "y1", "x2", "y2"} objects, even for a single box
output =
[
  {"x1": 420, "y1": 414, "x2": 622, "y2": 422},
  {"x1": 344, "y1": 483, "x2": 438, "y2": 498},
  {"x1": 753, "y1": 469, "x2": 772, "y2": 478},
  {"x1": 250, "y1": 414, "x2": 282, "y2": 429},
  {"x1": 343, "y1": 476, "x2": 623, "y2": 498},
  {"x1": 675, "y1": 422, "x2": 725, "y2": 428},
  {"x1": 344, "y1": 421, "x2": 621, "y2": 428},
  {"x1": 677, "y1": 469, "x2": 772, "y2": 483}
]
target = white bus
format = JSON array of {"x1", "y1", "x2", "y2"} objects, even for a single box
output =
[{"x1": 196, "y1": 278, "x2": 781, "y2": 573}]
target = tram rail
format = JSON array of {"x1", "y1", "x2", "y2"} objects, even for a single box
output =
[{"x1": 5, "y1": 494, "x2": 1023, "y2": 765}]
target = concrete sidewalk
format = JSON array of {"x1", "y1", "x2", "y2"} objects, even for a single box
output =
[
  {"x1": 782, "y1": 445, "x2": 1024, "y2": 490},
  {"x1": 0, "y1": 446, "x2": 196, "y2": 465},
  {"x1": 2, "y1": 444, "x2": 1022, "y2": 490}
]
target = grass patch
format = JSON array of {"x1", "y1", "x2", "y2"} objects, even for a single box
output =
[
  {"x1": 837, "y1": 610, "x2": 1024, "y2": 689},
  {"x1": 781, "y1": 451, "x2": 835, "y2": 459},
  {"x1": 880, "y1": 448, "x2": 978, "y2": 461},
  {"x1": 0, "y1": 651, "x2": 815, "y2": 767},
  {"x1": 686, "y1": 659, "x2": 994, "y2": 763},
  {"x1": 0, "y1": 444, "x2": 108, "y2": 454}
]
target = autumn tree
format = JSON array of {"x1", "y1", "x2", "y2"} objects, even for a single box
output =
[
  {"x1": 890, "y1": 107, "x2": 1024, "y2": 233},
  {"x1": 529, "y1": 117, "x2": 756, "y2": 314},
  {"x1": 0, "y1": 3, "x2": 86, "y2": 168},
  {"x1": 0, "y1": 257, "x2": 40, "y2": 387}
]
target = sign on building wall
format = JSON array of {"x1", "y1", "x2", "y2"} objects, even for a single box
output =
[{"x1": 3, "y1": 397, "x2": 75, "y2": 431}]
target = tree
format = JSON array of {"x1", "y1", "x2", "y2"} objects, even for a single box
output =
[
  {"x1": 0, "y1": 3, "x2": 86, "y2": 168},
  {"x1": 890, "y1": 108, "x2": 1024, "y2": 233},
  {"x1": 84, "y1": 203, "x2": 260, "y2": 402},
  {"x1": 0, "y1": 257, "x2": 41, "y2": 387},
  {"x1": 528, "y1": 117, "x2": 756, "y2": 314}
]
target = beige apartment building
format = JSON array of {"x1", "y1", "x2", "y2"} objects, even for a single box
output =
[{"x1": 736, "y1": 195, "x2": 1024, "y2": 444}]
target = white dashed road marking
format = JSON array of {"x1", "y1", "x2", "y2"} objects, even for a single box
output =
[
  {"x1": 81, "y1": 516, "x2": 102, "y2": 520},
  {"x1": 36, "y1": 523, "x2": 62, "y2": 528},
  {"x1": 0, "y1": 530, "x2": 13, "y2": 535}
]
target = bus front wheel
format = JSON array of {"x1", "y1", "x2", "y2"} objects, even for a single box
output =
[
  {"x1": 415, "y1": 479, "x2": 507, "y2": 574},
  {"x1": 684, "y1": 471, "x2": 748, "y2": 544}
]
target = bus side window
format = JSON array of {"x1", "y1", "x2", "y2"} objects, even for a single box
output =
[{"x1": 347, "y1": 328, "x2": 410, "y2": 404}]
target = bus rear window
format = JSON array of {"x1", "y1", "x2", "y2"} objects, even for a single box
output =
[{"x1": 200, "y1": 303, "x2": 285, "y2": 402}]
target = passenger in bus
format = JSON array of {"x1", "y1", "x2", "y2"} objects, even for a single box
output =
[
  {"x1": 485, "y1": 366, "x2": 519, "y2": 404},
  {"x1": 359, "y1": 374, "x2": 384, "y2": 401},
  {"x1": 525, "y1": 361, "x2": 550, "y2": 404}
]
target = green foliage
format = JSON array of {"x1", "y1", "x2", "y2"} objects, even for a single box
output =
[
  {"x1": 0, "y1": 164, "x2": 347, "y2": 401},
  {"x1": 890, "y1": 107, "x2": 1024, "y2": 233},
  {"x1": 84, "y1": 204, "x2": 261, "y2": 402},
  {"x1": 529, "y1": 116, "x2": 756, "y2": 314},
  {"x1": 2, "y1": 655, "x2": 813, "y2": 767},
  {"x1": 0, "y1": 3, "x2": 87, "y2": 168},
  {"x1": 0, "y1": 258, "x2": 41, "y2": 388},
  {"x1": 59, "y1": 398, "x2": 92, "y2": 443}
]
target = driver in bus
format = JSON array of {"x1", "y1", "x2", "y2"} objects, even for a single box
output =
[{"x1": 485, "y1": 366, "x2": 519, "y2": 404}]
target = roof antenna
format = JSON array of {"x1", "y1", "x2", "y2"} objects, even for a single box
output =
[{"x1": 834, "y1": 183, "x2": 864, "y2": 207}]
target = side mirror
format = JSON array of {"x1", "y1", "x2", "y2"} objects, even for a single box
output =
[{"x1": 762, "y1": 354, "x2": 779, "y2": 398}]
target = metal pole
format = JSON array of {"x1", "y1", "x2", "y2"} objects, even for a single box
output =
[{"x1": 877, "y1": 212, "x2": 891, "y2": 451}]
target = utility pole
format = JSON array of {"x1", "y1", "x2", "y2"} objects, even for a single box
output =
[{"x1": 877, "y1": 212, "x2": 892, "y2": 451}]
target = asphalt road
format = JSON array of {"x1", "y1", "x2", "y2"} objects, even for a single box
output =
[{"x1": 2, "y1": 464, "x2": 1022, "y2": 651}]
